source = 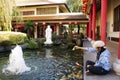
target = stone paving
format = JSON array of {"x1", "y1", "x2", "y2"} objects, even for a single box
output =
[{"x1": 83, "y1": 38, "x2": 120, "y2": 80}]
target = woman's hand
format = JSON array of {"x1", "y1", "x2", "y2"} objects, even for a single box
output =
[
  {"x1": 74, "y1": 46, "x2": 80, "y2": 49},
  {"x1": 72, "y1": 46, "x2": 80, "y2": 50}
]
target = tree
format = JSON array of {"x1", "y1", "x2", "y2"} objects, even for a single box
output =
[
  {"x1": 67, "y1": 0, "x2": 83, "y2": 35},
  {"x1": 24, "y1": 19, "x2": 34, "y2": 38},
  {"x1": 66, "y1": 0, "x2": 83, "y2": 12},
  {"x1": 0, "y1": 0, "x2": 18, "y2": 31}
]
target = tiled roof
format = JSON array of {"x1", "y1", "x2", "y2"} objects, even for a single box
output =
[{"x1": 21, "y1": 13, "x2": 88, "y2": 24}]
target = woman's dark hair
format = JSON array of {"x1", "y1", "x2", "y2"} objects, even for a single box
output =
[{"x1": 96, "y1": 47, "x2": 106, "y2": 60}]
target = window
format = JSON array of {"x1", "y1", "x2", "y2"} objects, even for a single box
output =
[
  {"x1": 22, "y1": 11, "x2": 34, "y2": 15},
  {"x1": 59, "y1": 8, "x2": 64, "y2": 13},
  {"x1": 114, "y1": 5, "x2": 120, "y2": 31},
  {"x1": 37, "y1": 7, "x2": 56, "y2": 15}
]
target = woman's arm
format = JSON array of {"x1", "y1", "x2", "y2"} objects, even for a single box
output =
[
  {"x1": 73, "y1": 46, "x2": 87, "y2": 51},
  {"x1": 73, "y1": 46, "x2": 97, "y2": 53}
]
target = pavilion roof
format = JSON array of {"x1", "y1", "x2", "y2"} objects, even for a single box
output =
[
  {"x1": 15, "y1": 0, "x2": 54, "y2": 6},
  {"x1": 20, "y1": 13, "x2": 89, "y2": 24},
  {"x1": 15, "y1": 0, "x2": 70, "y2": 12}
]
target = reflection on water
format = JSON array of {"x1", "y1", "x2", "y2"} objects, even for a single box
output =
[
  {"x1": 45, "y1": 49, "x2": 53, "y2": 58},
  {"x1": 0, "y1": 46, "x2": 83, "y2": 80}
]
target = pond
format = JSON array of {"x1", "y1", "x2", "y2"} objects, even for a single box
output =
[{"x1": 0, "y1": 45, "x2": 83, "y2": 80}]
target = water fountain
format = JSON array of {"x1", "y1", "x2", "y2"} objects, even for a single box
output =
[
  {"x1": 2, "y1": 45, "x2": 31, "y2": 75},
  {"x1": 44, "y1": 25, "x2": 53, "y2": 45}
]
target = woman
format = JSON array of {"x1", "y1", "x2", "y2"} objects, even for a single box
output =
[{"x1": 73, "y1": 40, "x2": 111, "y2": 75}]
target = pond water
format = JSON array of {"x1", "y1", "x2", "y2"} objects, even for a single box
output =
[{"x1": 0, "y1": 46, "x2": 83, "y2": 80}]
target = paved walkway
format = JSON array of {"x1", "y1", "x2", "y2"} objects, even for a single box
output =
[{"x1": 83, "y1": 38, "x2": 120, "y2": 80}]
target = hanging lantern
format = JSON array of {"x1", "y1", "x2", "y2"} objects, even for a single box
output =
[
  {"x1": 69, "y1": 21, "x2": 72, "y2": 25},
  {"x1": 59, "y1": 22, "x2": 62, "y2": 25},
  {"x1": 74, "y1": 21, "x2": 78, "y2": 25},
  {"x1": 82, "y1": 5, "x2": 86, "y2": 11},
  {"x1": 83, "y1": 0, "x2": 88, "y2": 3},
  {"x1": 82, "y1": 9, "x2": 86, "y2": 13},
  {"x1": 82, "y1": 2, "x2": 87, "y2": 13},
  {"x1": 83, "y1": 3, "x2": 87, "y2": 9},
  {"x1": 34, "y1": 22, "x2": 38, "y2": 26},
  {"x1": 42, "y1": 22, "x2": 46, "y2": 25}
]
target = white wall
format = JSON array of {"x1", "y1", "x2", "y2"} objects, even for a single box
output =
[
  {"x1": 96, "y1": 0, "x2": 120, "y2": 40},
  {"x1": 107, "y1": 0, "x2": 120, "y2": 38}
]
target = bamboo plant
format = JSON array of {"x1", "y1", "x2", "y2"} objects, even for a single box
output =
[{"x1": 0, "y1": 0, "x2": 20, "y2": 31}]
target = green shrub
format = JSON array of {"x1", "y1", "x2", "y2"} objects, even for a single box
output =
[
  {"x1": 67, "y1": 35, "x2": 73, "y2": 42},
  {"x1": 39, "y1": 38, "x2": 46, "y2": 44},
  {"x1": 0, "y1": 40, "x2": 12, "y2": 47},
  {"x1": 28, "y1": 38, "x2": 39, "y2": 49},
  {"x1": 36, "y1": 38, "x2": 45, "y2": 48},
  {"x1": 52, "y1": 34, "x2": 61, "y2": 45},
  {"x1": 9, "y1": 34, "x2": 28, "y2": 44},
  {"x1": 0, "y1": 31, "x2": 28, "y2": 45}
]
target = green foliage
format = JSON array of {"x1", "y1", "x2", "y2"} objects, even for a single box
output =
[
  {"x1": 24, "y1": 19, "x2": 34, "y2": 31},
  {"x1": 9, "y1": 34, "x2": 28, "y2": 44},
  {"x1": 12, "y1": 7, "x2": 23, "y2": 24},
  {"x1": 67, "y1": 35, "x2": 73, "y2": 42},
  {"x1": 0, "y1": 0, "x2": 18, "y2": 31},
  {"x1": 67, "y1": 0, "x2": 83, "y2": 12},
  {"x1": 28, "y1": 38, "x2": 39, "y2": 49},
  {"x1": 40, "y1": 38, "x2": 46, "y2": 43},
  {"x1": 70, "y1": 24, "x2": 77, "y2": 30},
  {"x1": 0, "y1": 40, "x2": 12, "y2": 47},
  {"x1": 36, "y1": 38, "x2": 45, "y2": 48},
  {"x1": 24, "y1": 19, "x2": 34, "y2": 37},
  {"x1": 0, "y1": 31, "x2": 28, "y2": 45},
  {"x1": 52, "y1": 33, "x2": 61, "y2": 45}
]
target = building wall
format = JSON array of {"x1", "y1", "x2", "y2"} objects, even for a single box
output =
[
  {"x1": 19, "y1": 5, "x2": 59, "y2": 16},
  {"x1": 18, "y1": 5, "x2": 70, "y2": 16},
  {"x1": 17, "y1": 4, "x2": 70, "y2": 37},
  {"x1": 107, "y1": 0, "x2": 119, "y2": 39},
  {"x1": 96, "y1": 0, "x2": 120, "y2": 42}
]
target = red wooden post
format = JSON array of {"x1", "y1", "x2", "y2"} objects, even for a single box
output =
[
  {"x1": 89, "y1": 11, "x2": 92, "y2": 38},
  {"x1": 92, "y1": 0, "x2": 96, "y2": 40},
  {"x1": 100, "y1": 0, "x2": 108, "y2": 44},
  {"x1": 86, "y1": 23, "x2": 89, "y2": 37},
  {"x1": 53, "y1": 24, "x2": 56, "y2": 33},
  {"x1": 118, "y1": 32, "x2": 120, "y2": 59}
]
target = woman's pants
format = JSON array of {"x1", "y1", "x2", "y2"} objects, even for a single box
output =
[{"x1": 86, "y1": 60, "x2": 110, "y2": 75}]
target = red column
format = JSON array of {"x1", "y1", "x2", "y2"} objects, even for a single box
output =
[
  {"x1": 92, "y1": 0, "x2": 96, "y2": 40},
  {"x1": 53, "y1": 24, "x2": 56, "y2": 33},
  {"x1": 100, "y1": 0, "x2": 108, "y2": 44},
  {"x1": 89, "y1": 11, "x2": 92, "y2": 38},
  {"x1": 88, "y1": 18, "x2": 90, "y2": 37},
  {"x1": 86, "y1": 23, "x2": 89, "y2": 37},
  {"x1": 118, "y1": 32, "x2": 120, "y2": 59}
]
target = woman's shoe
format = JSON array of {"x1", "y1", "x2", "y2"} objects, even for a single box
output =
[{"x1": 85, "y1": 71, "x2": 93, "y2": 75}]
